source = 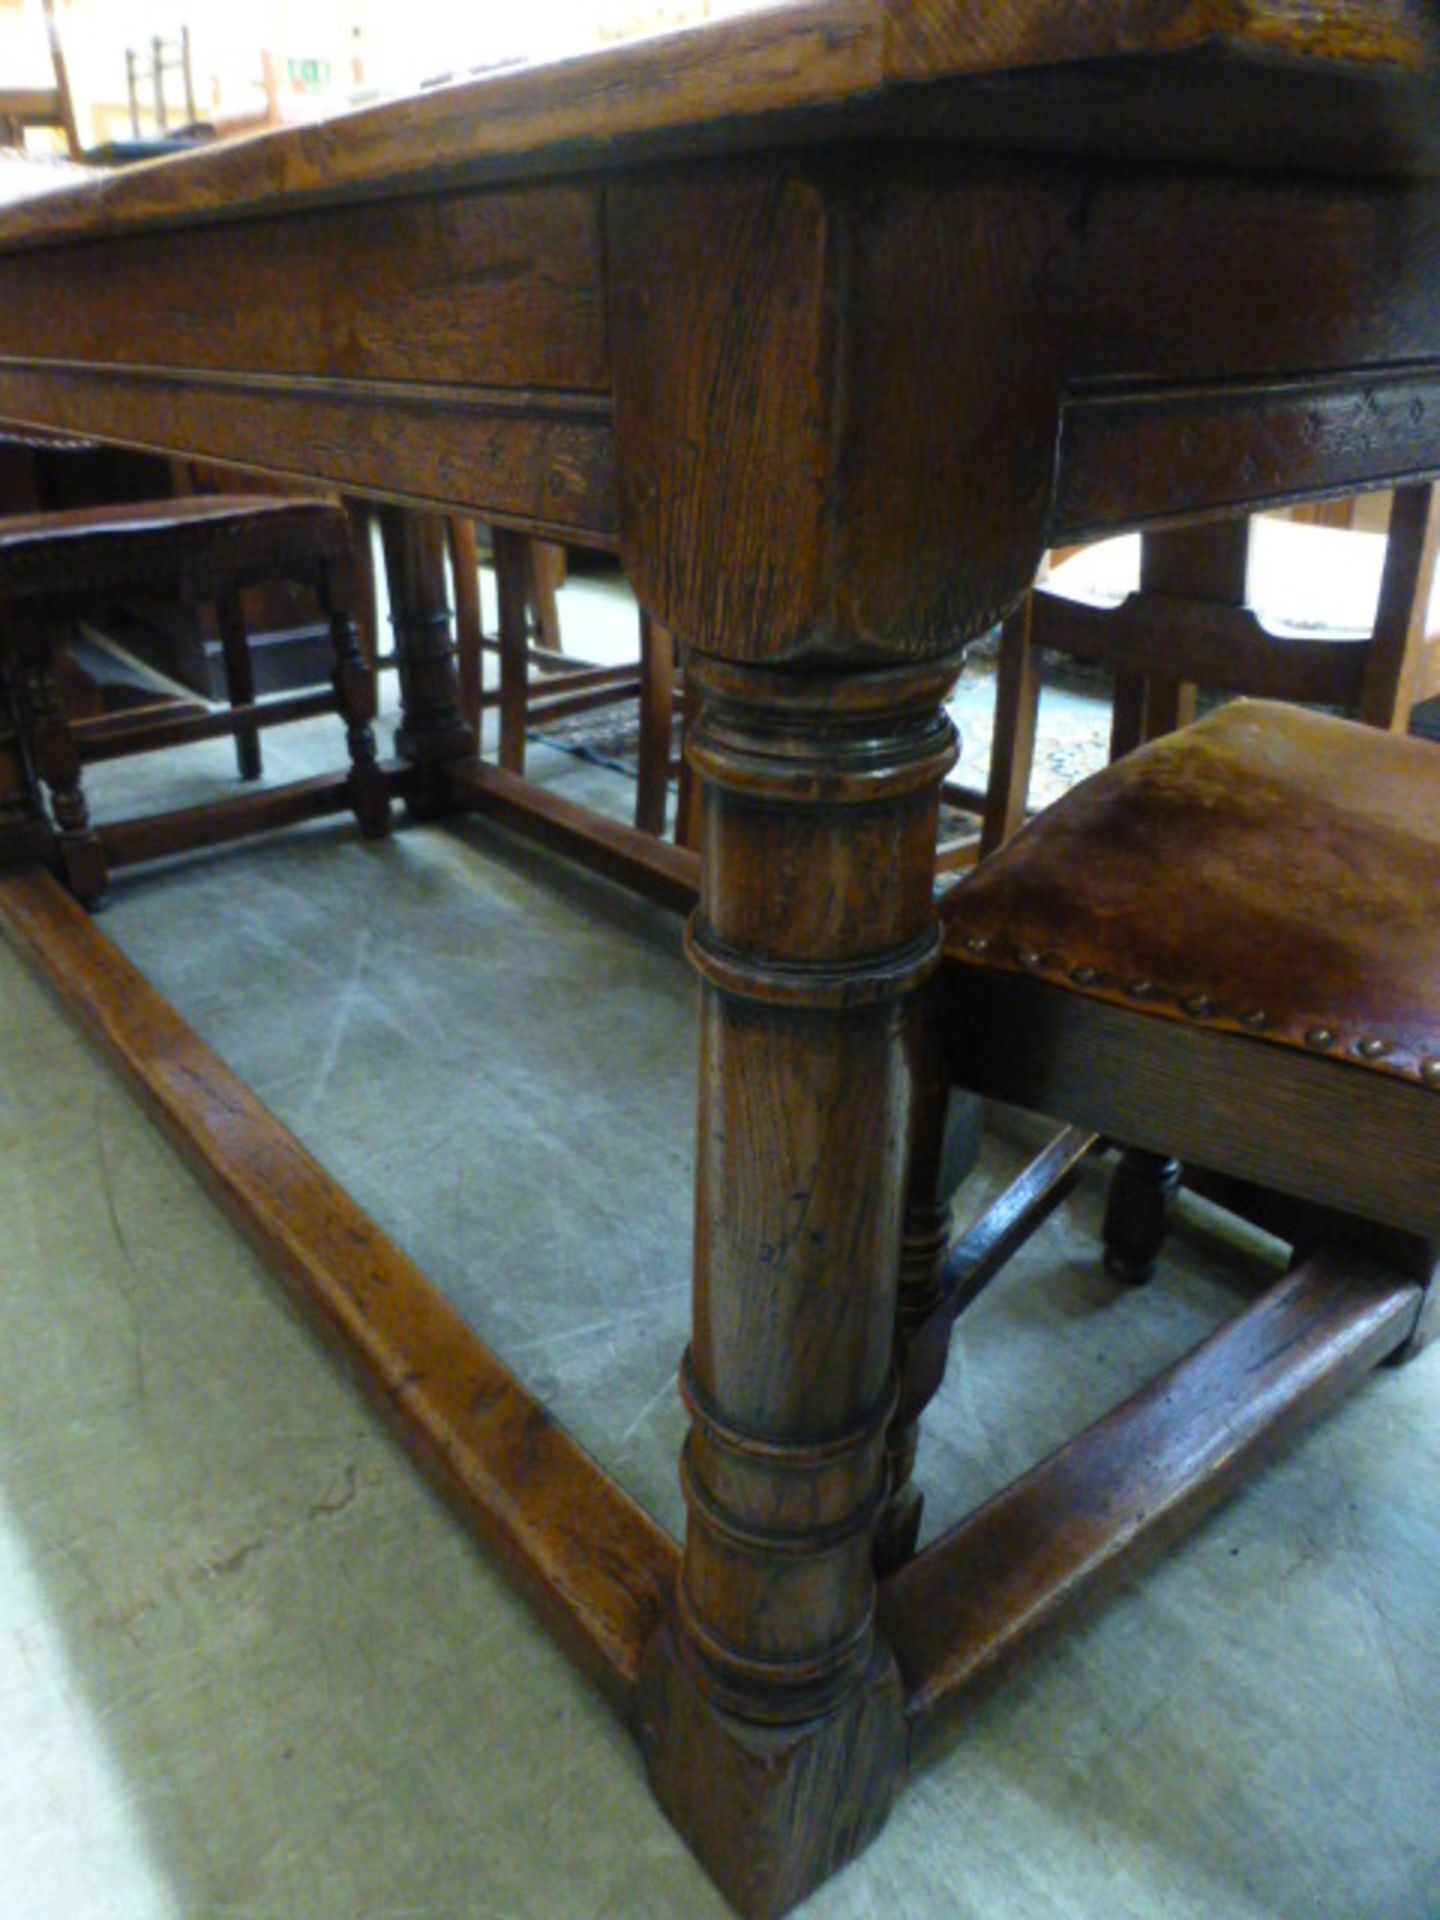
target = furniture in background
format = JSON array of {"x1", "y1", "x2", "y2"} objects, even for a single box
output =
[
  {"x1": 0, "y1": 493, "x2": 392, "y2": 905},
  {"x1": 0, "y1": 0, "x2": 80, "y2": 156},
  {"x1": 0, "y1": 12, "x2": 1438, "y2": 1917},
  {"x1": 444, "y1": 517, "x2": 695, "y2": 843},
  {"x1": 0, "y1": 429, "x2": 379, "y2": 781},
  {"x1": 126, "y1": 27, "x2": 197, "y2": 138},
  {"x1": 981, "y1": 487, "x2": 1440, "y2": 856}
]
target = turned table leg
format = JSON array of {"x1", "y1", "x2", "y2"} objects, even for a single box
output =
[
  {"x1": 638, "y1": 652, "x2": 960, "y2": 1920},
  {"x1": 376, "y1": 505, "x2": 473, "y2": 809}
]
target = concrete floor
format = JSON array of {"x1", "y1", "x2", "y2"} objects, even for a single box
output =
[{"x1": 1, "y1": 617, "x2": 1438, "y2": 1919}]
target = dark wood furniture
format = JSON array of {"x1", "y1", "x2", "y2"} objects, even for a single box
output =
[
  {"x1": 0, "y1": 9, "x2": 1439, "y2": 1916},
  {"x1": 982, "y1": 487, "x2": 1440, "y2": 855},
  {"x1": 0, "y1": 493, "x2": 393, "y2": 905},
  {"x1": 880, "y1": 699, "x2": 1439, "y2": 1600}
]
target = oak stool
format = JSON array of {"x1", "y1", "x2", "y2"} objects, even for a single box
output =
[{"x1": 0, "y1": 492, "x2": 391, "y2": 906}]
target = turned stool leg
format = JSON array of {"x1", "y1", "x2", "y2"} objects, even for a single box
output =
[
  {"x1": 0, "y1": 662, "x2": 45, "y2": 861},
  {"x1": 376, "y1": 505, "x2": 473, "y2": 812},
  {"x1": 13, "y1": 613, "x2": 108, "y2": 908},
  {"x1": 1103, "y1": 1146, "x2": 1182, "y2": 1284},
  {"x1": 317, "y1": 557, "x2": 391, "y2": 839},
  {"x1": 638, "y1": 652, "x2": 962, "y2": 1919}
]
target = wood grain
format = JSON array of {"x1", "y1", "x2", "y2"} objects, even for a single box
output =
[
  {"x1": 0, "y1": 362, "x2": 617, "y2": 539},
  {"x1": 439, "y1": 757, "x2": 699, "y2": 916},
  {"x1": 610, "y1": 158, "x2": 1066, "y2": 663},
  {"x1": 95, "y1": 768, "x2": 402, "y2": 873},
  {"x1": 881, "y1": 1247, "x2": 1422, "y2": 1752},
  {"x1": 0, "y1": 185, "x2": 608, "y2": 392},
  {"x1": 0, "y1": 864, "x2": 678, "y2": 1708},
  {"x1": 1056, "y1": 368, "x2": 1440, "y2": 539},
  {"x1": 884, "y1": 0, "x2": 1436, "y2": 75},
  {"x1": 942, "y1": 964, "x2": 1440, "y2": 1237},
  {"x1": 1071, "y1": 172, "x2": 1440, "y2": 385},
  {"x1": 0, "y1": 1, "x2": 1434, "y2": 251}
]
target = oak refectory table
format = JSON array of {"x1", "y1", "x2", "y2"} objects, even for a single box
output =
[{"x1": 1, "y1": 8, "x2": 1438, "y2": 1915}]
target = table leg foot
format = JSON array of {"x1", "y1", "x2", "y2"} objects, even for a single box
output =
[{"x1": 638, "y1": 1622, "x2": 904, "y2": 1920}]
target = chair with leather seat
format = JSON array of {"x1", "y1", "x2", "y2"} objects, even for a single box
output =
[
  {"x1": 0, "y1": 492, "x2": 391, "y2": 907},
  {"x1": 979, "y1": 484, "x2": 1440, "y2": 858},
  {"x1": 879, "y1": 701, "x2": 1438, "y2": 1596}
]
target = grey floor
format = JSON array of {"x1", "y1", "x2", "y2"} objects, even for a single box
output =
[{"x1": 1, "y1": 614, "x2": 1437, "y2": 1919}]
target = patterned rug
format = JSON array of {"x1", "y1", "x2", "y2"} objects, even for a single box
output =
[{"x1": 530, "y1": 642, "x2": 1116, "y2": 816}]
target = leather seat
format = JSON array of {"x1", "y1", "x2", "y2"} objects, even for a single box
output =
[{"x1": 943, "y1": 699, "x2": 1440, "y2": 1093}]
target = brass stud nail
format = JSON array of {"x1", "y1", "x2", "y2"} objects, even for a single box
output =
[
  {"x1": 1016, "y1": 947, "x2": 1042, "y2": 969},
  {"x1": 1355, "y1": 1036, "x2": 1391, "y2": 1061},
  {"x1": 963, "y1": 933, "x2": 990, "y2": 955},
  {"x1": 1182, "y1": 994, "x2": 1216, "y2": 1020},
  {"x1": 1126, "y1": 979, "x2": 1154, "y2": 999},
  {"x1": 1241, "y1": 1009, "x2": 1268, "y2": 1031},
  {"x1": 1305, "y1": 1026, "x2": 1337, "y2": 1050},
  {"x1": 1420, "y1": 1057, "x2": 1440, "y2": 1088},
  {"x1": 1071, "y1": 964, "x2": 1101, "y2": 988}
]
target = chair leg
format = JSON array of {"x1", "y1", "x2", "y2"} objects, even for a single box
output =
[
  {"x1": 14, "y1": 625, "x2": 108, "y2": 908},
  {"x1": 320, "y1": 562, "x2": 391, "y2": 839},
  {"x1": 215, "y1": 589, "x2": 262, "y2": 780},
  {"x1": 1109, "y1": 669, "x2": 1147, "y2": 760},
  {"x1": 876, "y1": 994, "x2": 955, "y2": 1575},
  {"x1": 674, "y1": 750, "x2": 701, "y2": 849},
  {"x1": 635, "y1": 612, "x2": 675, "y2": 838},
  {"x1": 490, "y1": 527, "x2": 531, "y2": 776},
  {"x1": 446, "y1": 517, "x2": 484, "y2": 737},
  {"x1": 525, "y1": 540, "x2": 565, "y2": 655},
  {"x1": 1140, "y1": 675, "x2": 1197, "y2": 744},
  {"x1": 1102, "y1": 1147, "x2": 1182, "y2": 1285},
  {"x1": 979, "y1": 597, "x2": 1042, "y2": 857}
]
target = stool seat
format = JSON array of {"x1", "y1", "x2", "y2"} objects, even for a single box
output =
[
  {"x1": 0, "y1": 494, "x2": 350, "y2": 602},
  {"x1": 943, "y1": 700, "x2": 1440, "y2": 1090}
]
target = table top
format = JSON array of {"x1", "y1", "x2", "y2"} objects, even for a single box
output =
[
  {"x1": 1, "y1": 0, "x2": 1438, "y2": 253},
  {"x1": 1, "y1": 2, "x2": 1439, "y2": 669}
]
